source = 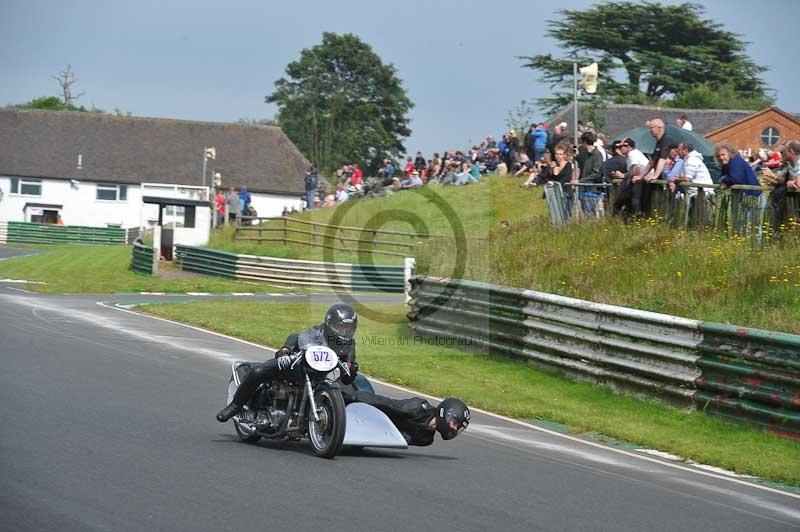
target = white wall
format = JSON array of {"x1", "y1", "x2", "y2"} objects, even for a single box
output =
[
  {"x1": 0, "y1": 176, "x2": 212, "y2": 246},
  {"x1": 0, "y1": 176, "x2": 155, "y2": 228},
  {"x1": 249, "y1": 192, "x2": 304, "y2": 218}
]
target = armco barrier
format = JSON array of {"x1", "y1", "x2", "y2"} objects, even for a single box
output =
[
  {"x1": 6, "y1": 221, "x2": 126, "y2": 245},
  {"x1": 407, "y1": 276, "x2": 800, "y2": 437},
  {"x1": 131, "y1": 241, "x2": 155, "y2": 275},
  {"x1": 695, "y1": 323, "x2": 800, "y2": 435},
  {"x1": 174, "y1": 245, "x2": 406, "y2": 292}
]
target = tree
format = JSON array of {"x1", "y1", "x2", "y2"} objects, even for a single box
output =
[
  {"x1": 666, "y1": 82, "x2": 774, "y2": 110},
  {"x1": 520, "y1": 2, "x2": 773, "y2": 114},
  {"x1": 13, "y1": 95, "x2": 104, "y2": 113},
  {"x1": 52, "y1": 65, "x2": 85, "y2": 107},
  {"x1": 12, "y1": 65, "x2": 108, "y2": 113},
  {"x1": 266, "y1": 32, "x2": 413, "y2": 174}
]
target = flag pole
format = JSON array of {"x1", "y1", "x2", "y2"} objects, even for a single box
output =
[{"x1": 202, "y1": 146, "x2": 208, "y2": 187}]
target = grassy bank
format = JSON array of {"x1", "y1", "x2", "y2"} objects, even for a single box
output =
[
  {"x1": 207, "y1": 175, "x2": 800, "y2": 334},
  {"x1": 138, "y1": 299, "x2": 800, "y2": 485},
  {"x1": 0, "y1": 244, "x2": 293, "y2": 293}
]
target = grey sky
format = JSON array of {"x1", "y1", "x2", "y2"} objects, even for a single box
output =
[{"x1": 2, "y1": 0, "x2": 797, "y2": 158}]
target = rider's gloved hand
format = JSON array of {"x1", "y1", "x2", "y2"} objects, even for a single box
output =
[{"x1": 340, "y1": 360, "x2": 358, "y2": 384}]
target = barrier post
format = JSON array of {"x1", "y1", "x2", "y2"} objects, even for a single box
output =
[{"x1": 403, "y1": 257, "x2": 416, "y2": 304}]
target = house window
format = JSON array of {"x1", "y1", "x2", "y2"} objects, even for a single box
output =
[
  {"x1": 760, "y1": 127, "x2": 780, "y2": 146},
  {"x1": 96, "y1": 183, "x2": 127, "y2": 201},
  {"x1": 10, "y1": 178, "x2": 42, "y2": 196}
]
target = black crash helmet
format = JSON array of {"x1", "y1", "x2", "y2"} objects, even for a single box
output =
[
  {"x1": 323, "y1": 303, "x2": 358, "y2": 343},
  {"x1": 436, "y1": 398, "x2": 470, "y2": 440}
]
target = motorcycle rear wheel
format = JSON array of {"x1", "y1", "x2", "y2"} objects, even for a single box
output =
[
  {"x1": 227, "y1": 375, "x2": 260, "y2": 442},
  {"x1": 307, "y1": 385, "x2": 346, "y2": 459}
]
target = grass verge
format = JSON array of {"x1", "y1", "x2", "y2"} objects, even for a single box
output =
[
  {"x1": 137, "y1": 299, "x2": 800, "y2": 485},
  {"x1": 0, "y1": 244, "x2": 296, "y2": 294}
]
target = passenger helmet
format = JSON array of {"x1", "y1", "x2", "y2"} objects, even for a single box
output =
[
  {"x1": 436, "y1": 398, "x2": 470, "y2": 440},
  {"x1": 323, "y1": 304, "x2": 358, "y2": 344}
]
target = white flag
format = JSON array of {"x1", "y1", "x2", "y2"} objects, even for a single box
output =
[{"x1": 205, "y1": 146, "x2": 216, "y2": 160}]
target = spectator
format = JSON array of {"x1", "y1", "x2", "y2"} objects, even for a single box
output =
[
  {"x1": 352, "y1": 164, "x2": 364, "y2": 180},
  {"x1": 763, "y1": 140, "x2": 800, "y2": 232},
  {"x1": 674, "y1": 141, "x2": 714, "y2": 221},
  {"x1": 532, "y1": 123, "x2": 548, "y2": 162},
  {"x1": 431, "y1": 153, "x2": 442, "y2": 177},
  {"x1": 226, "y1": 186, "x2": 241, "y2": 223},
  {"x1": 304, "y1": 165, "x2": 319, "y2": 209},
  {"x1": 611, "y1": 138, "x2": 650, "y2": 216},
  {"x1": 716, "y1": 143, "x2": 762, "y2": 196},
  {"x1": 634, "y1": 118, "x2": 673, "y2": 214},
  {"x1": 546, "y1": 144, "x2": 576, "y2": 214},
  {"x1": 548, "y1": 122, "x2": 569, "y2": 158},
  {"x1": 215, "y1": 190, "x2": 226, "y2": 226},
  {"x1": 676, "y1": 114, "x2": 693, "y2": 131},
  {"x1": 403, "y1": 156, "x2": 415, "y2": 177},
  {"x1": 765, "y1": 146, "x2": 783, "y2": 170},
  {"x1": 485, "y1": 135, "x2": 497, "y2": 150},
  {"x1": 515, "y1": 152, "x2": 534, "y2": 178},
  {"x1": 600, "y1": 140, "x2": 627, "y2": 186},
  {"x1": 665, "y1": 143, "x2": 683, "y2": 182},
  {"x1": 522, "y1": 153, "x2": 553, "y2": 188},
  {"x1": 414, "y1": 151, "x2": 426, "y2": 171},
  {"x1": 281, "y1": 205, "x2": 290, "y2": 217},
  {"x1": 484, "y1": 150, "x2": 500, "y2": 174},
  {"x1": 401, "y1": 170, "x2": 423, "y2": 188},
  {"x1": 378, "y1": 158, "x2": 397, "y2": 187},
  {"x1": 335, "y1": 185, "x2": 349, "y2": 203},
  {"x1": 575, "y1": 130, "x2": 604, "y2": 216},
  {"x1": 239, "y1": 185, "x2": 251, "y2": 207},
  {"x1": 455, "y1": 162, "x2": 480, "y2": 186},
  {"x1": 508, "y1": 130, "x2": 521, "y2": 171},
  {"x1": 523, "y1": 125, "x2": 535, "y2": 161},
  {"x1": 748, "y1": 156, "x2": 763, "y2": 174}
]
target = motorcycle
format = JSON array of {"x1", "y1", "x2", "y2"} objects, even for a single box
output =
[{"x1": 225, "y1": 329, "x2": 347, "y2": 459}]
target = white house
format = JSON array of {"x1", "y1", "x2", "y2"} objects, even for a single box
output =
[{"x1": 0, "y1": 108, "x2": 307, "y2": 236}]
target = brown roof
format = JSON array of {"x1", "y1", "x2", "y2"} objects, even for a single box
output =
[
  {"x1": 548, "y1": 103, "x2": 756, "y2": 139},
  {"x1": 0, "y1": 108, "x2": 309, "y2": 195},
  {"x1": 705, "y1": 106, "x2": 800, "y2": 137}
]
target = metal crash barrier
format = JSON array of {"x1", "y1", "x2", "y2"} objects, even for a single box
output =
[
  {"x1": 174, "y1": 245, "x2": 407, "y2": 292},
  {"x1": 131, "y1": 240, "x2": 155, "y2": 275},
  {"x1": 408, "y1": 276, "x2": 800, "y2": 438}
]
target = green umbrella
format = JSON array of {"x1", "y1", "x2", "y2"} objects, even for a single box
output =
[{"x1": 612, "y1": 124, "x2": 721, "y2": 181}]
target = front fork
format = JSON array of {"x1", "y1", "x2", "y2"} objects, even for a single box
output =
[{"x1": 305, "y1": 374, "x2": 320, "y2": 423}]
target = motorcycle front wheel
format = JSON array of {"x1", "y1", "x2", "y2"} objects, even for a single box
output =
[{"x1": 307, "y1": 384, "x2": 346, "y2": 459}]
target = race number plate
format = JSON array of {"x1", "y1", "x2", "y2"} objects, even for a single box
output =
[{"x1": 305, "y1": 345, "x2": 339, "y2": 372}]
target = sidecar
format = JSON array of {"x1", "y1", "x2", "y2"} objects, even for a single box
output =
[{"x1": 342, "y1": 375, "x2": 408, "y2": 449}]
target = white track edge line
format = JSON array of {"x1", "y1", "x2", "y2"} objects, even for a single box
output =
[
  {"x1": 96, "y1": 300, "x2": 799, "y2": 500},
  {"x1": 96, "y1": 302, "x2": 276, "y2": 353}
]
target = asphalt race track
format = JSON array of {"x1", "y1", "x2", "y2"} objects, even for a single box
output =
[{"x1": 1, "y1": 285, "x2": 799, "y2": 532}]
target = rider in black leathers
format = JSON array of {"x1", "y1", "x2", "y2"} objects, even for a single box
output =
[
  {"x1": 342, "y1": 390, "x2": 470, "y2": 446},
  {"x1": 216, "y1": 303, "x2": 358, "y2": 422}
]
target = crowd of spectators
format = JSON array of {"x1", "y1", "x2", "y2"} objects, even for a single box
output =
[{"x1": 294, "y1": 113, "x2": 800, "y2": 234}]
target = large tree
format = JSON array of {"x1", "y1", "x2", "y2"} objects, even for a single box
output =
[
  {"x1": 267, "y1": 32, "x2": 413, "y2": 174},
  {"x1": 520, "y1": 2, "x2": 773, "y2": 114}
]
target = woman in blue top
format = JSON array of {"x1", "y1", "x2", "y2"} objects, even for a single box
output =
[{"x1": 715, "y1": 143, "x2": 761, "y2": 196}]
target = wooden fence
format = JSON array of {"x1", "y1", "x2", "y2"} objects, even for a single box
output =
[{"x1": 234, "y1": 216, "x2": 438, "y2": 258}]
